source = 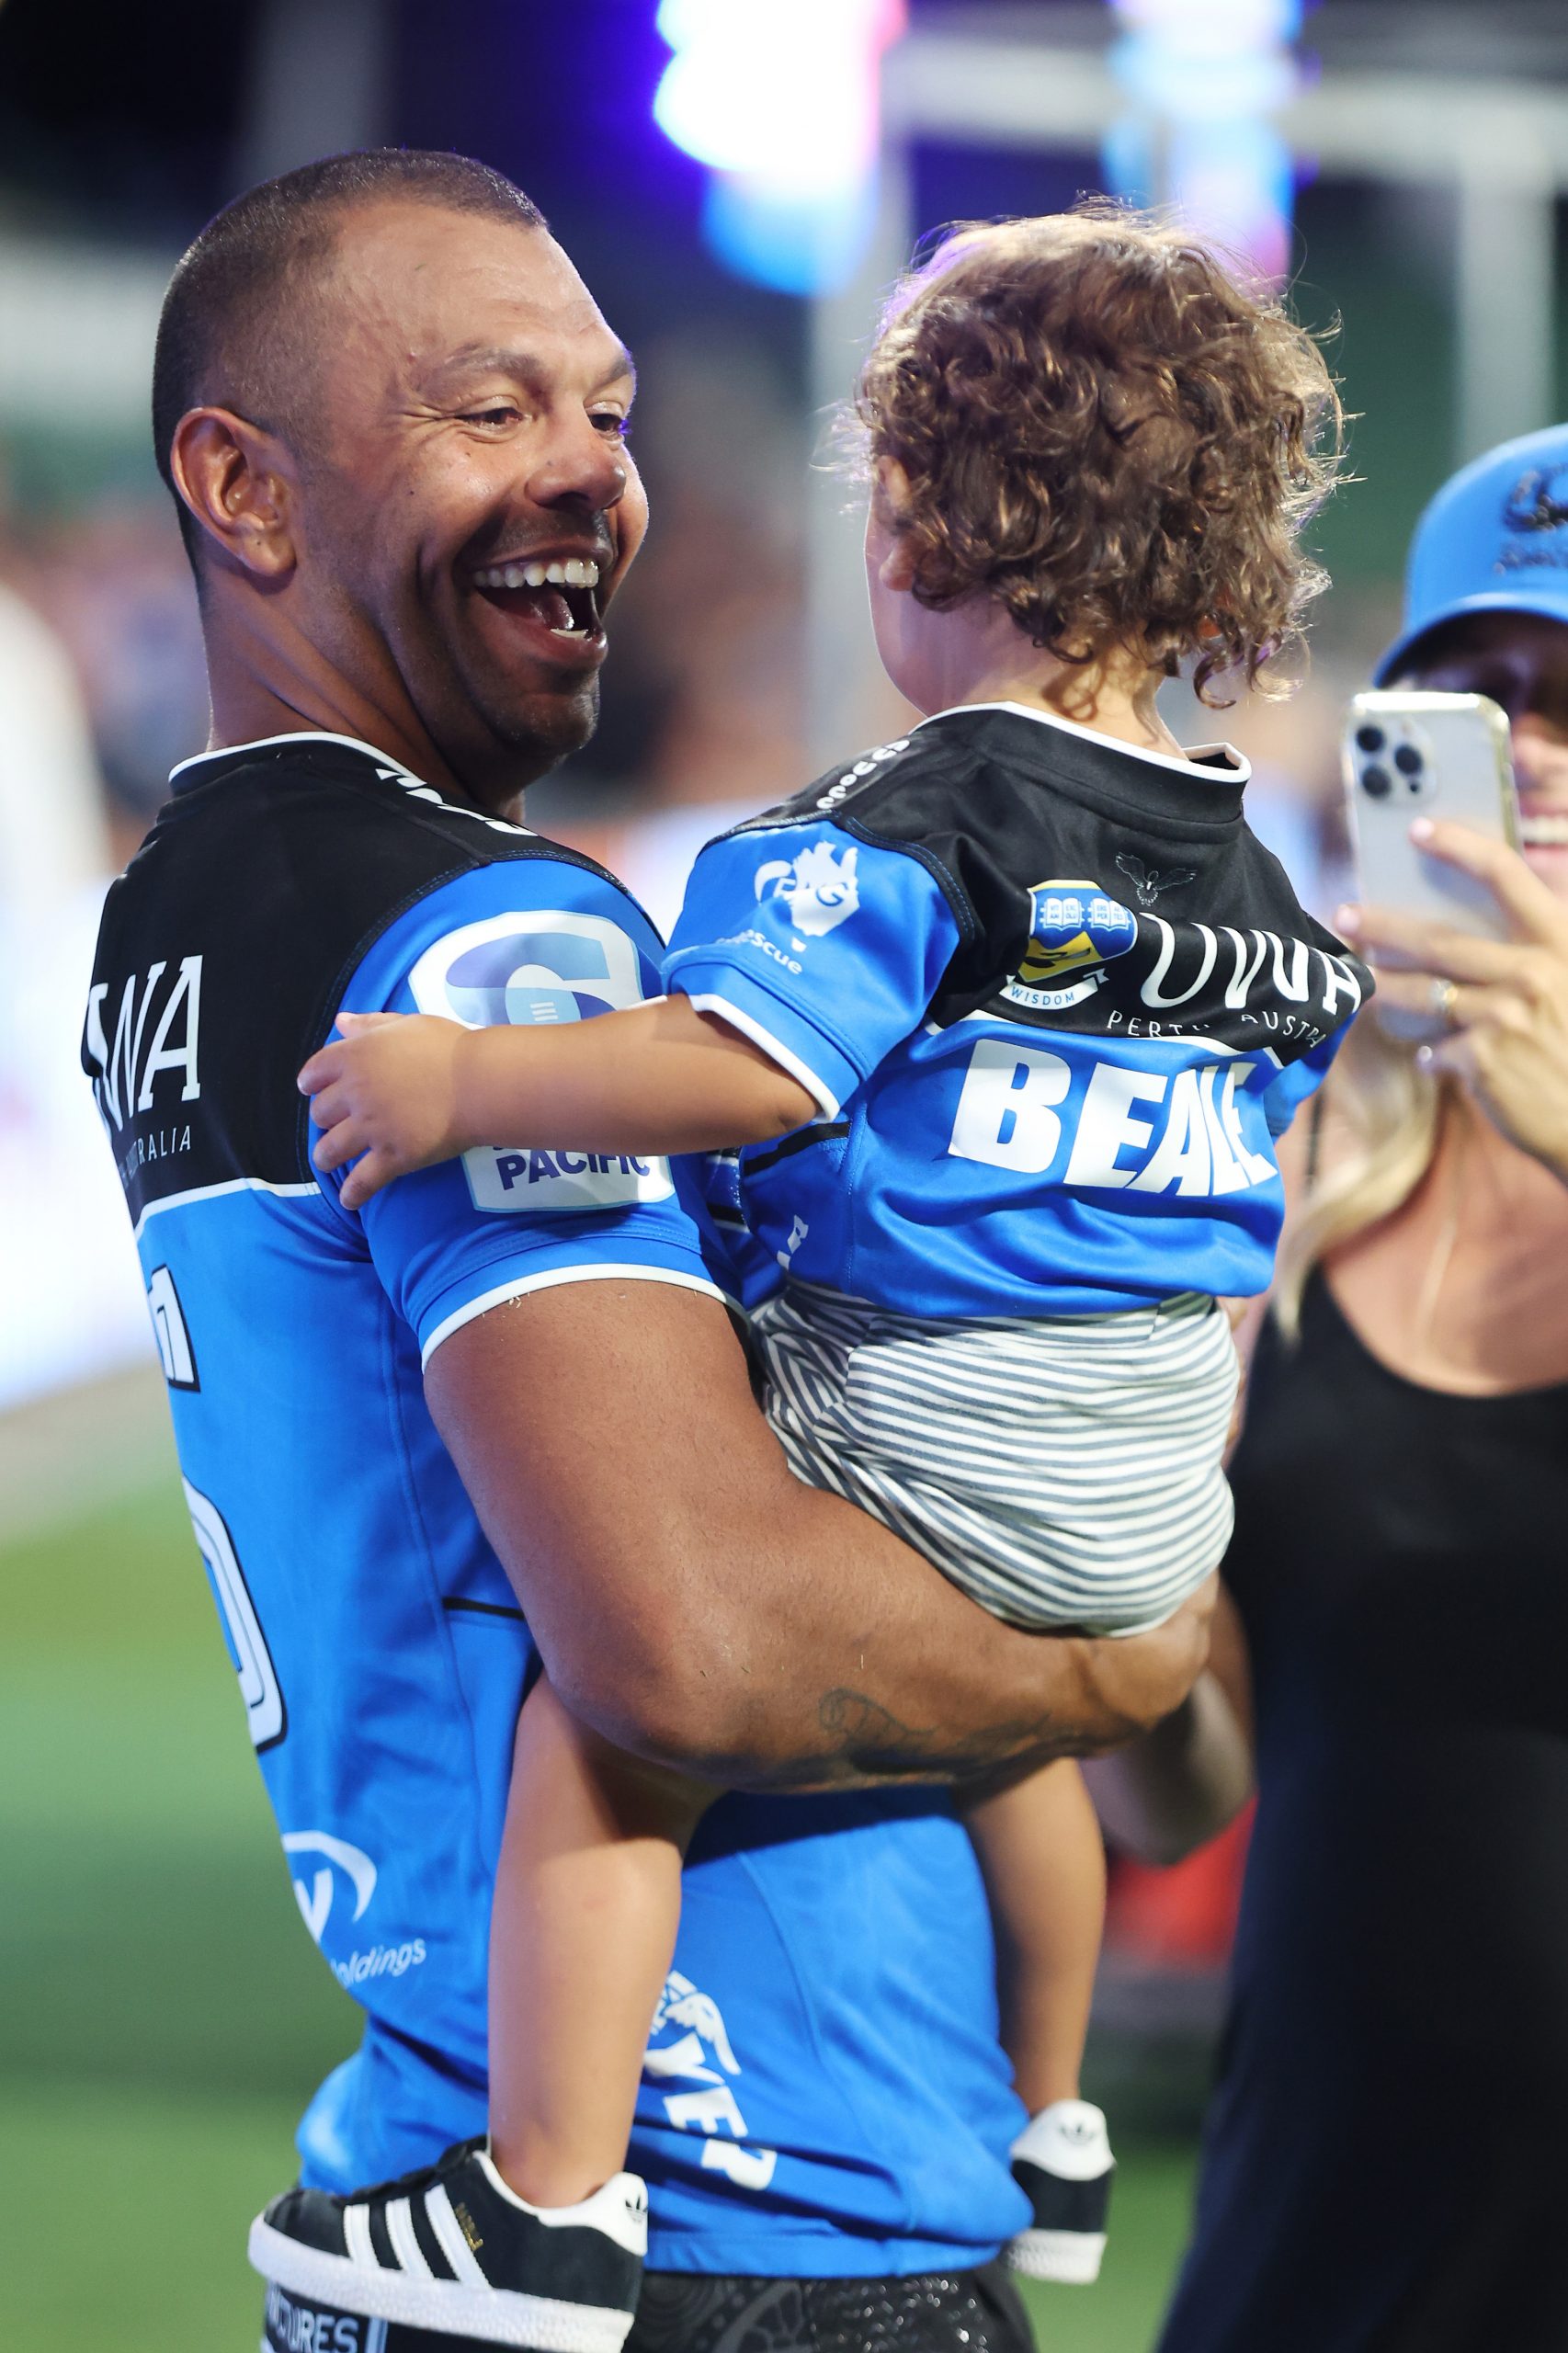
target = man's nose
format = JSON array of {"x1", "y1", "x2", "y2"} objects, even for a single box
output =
[{"x1": 528, "y1": 418, "x2": 629, "y2": 517}]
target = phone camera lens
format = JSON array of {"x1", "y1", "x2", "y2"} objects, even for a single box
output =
[
  {"x1": 1356, "y1": 725, "x2": 1386, "y2": 754},
  {"x1": 1360, "y1": 764, "x2": 1392, "y2": 799},
  {"x1": 1393, "y1": 744, "x2": 1423, "y2": 775}
]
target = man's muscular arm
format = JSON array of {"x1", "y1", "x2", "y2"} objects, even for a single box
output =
[{"x1": 426, "y1": 1280, "x2": 1210, "y2": 1791}]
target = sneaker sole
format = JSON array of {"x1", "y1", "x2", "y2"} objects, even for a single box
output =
[
  {"x1": 263, "y1": 2318, "x2": 391, "y2": 2353},
  {"x1": 249, "y1": 2219, "x2": 634, "y2": 2351},
  {"x1": 1006, "y1": 2228, "x2": 1107, "y2": 2285}
]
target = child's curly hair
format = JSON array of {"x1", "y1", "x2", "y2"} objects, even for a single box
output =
[{"x1": 855, "y1": 205, "x2": 1345, "y2": 705}]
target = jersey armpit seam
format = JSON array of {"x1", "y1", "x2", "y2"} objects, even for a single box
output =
[{"x1": 835, "y1": 816, "x2": 982, "y2": 952}]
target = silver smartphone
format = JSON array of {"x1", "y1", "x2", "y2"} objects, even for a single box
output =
[{"x1": 1342, "y1": 689, "x2": 1519, "y2": 940}]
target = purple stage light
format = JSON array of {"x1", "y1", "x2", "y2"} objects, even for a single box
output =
[{"x1": 653, "y1": 0, "x2": 907, "y2": 296}]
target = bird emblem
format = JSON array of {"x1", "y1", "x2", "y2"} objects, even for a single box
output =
[{"x1": 1115, "y1": 851, "x2": 1197, "y2": 909}]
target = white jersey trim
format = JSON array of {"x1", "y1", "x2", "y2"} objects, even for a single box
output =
[
  {"x1": 131, "y1": 1175, "x2": 321, "y2": 1244},
  {"x1": 915, "y1": 699, "x2": 1251, "y2": 784},
  {"x1": 421, "y1": 1262, "x2": 728, "y2": 1370},
  {"x1": 169, "y1": 730, "x2": 535, "y2": 837},
  {"x1": 680, "y1": 991, "x2": 842, "y2": 1120}
]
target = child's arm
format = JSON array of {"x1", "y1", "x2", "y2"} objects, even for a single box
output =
[{"x1": 298, "y1": 995, "x2": 817, "y2": 1211}]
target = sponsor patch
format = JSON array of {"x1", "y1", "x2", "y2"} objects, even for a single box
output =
[
  {"x1": 407, "y1": 912, "x2": 673, "y2": 1213},
  {"x1": 1005, "y1": 880, "x2": 1138, "y2": 1008}
]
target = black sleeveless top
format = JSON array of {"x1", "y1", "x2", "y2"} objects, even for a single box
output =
[{"x1": 1159, "y1": 1270, "x2": 1568, "y2": 2353}]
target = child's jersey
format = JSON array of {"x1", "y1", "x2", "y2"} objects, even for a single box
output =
[{"x1": 665, "y1": 702, "x2": 1370, "y2": 1316}]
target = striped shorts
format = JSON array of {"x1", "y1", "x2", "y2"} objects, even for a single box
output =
[{"x1": 751, "y1": 1283, "x2": 1238, "y2": 1635}]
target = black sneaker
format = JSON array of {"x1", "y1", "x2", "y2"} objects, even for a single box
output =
[
  {"x1": 248, "y1": 2138, "x2": 646, "y2": 2349},
  {"x1": 1004, "y1": 2099, "x2": 1115, "y2": 2285}
]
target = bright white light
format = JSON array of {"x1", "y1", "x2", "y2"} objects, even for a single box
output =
[
  {"x1": 653, "y1": 0, "x2": 907, "y2": 292},
  {"x1": 655, "y1": 0, "x2": 903, "y2": 199},
  {"x1": 1115, "y1": 0, "x2": 1301, "y2": 44}
]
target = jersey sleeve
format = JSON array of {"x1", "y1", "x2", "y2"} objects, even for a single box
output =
[
  {"x1": 319, "y1": 862, "x2": 727, "y2": 1366},
  {"x1": 1256, "y1": 1028, "x2": 1346, "y2": 1138},
  {"x1": 1256, "y1": 911, "x2": 1369, "y2": 1138},
  {"x1": 662, "y1": 821, "x2": 964, "y2": 1116}
]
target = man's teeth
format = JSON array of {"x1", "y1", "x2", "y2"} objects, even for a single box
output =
[
  {"x1": 1521, "y1": 815, "x2": 1568, "y2": 845},
  {"x1": 472, "y1": 557, "x2": 601, "y2": 590}
]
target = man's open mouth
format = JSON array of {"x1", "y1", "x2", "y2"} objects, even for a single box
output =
[{"x1": 471, "y1": 555, "x2": 604, "y2": 642}]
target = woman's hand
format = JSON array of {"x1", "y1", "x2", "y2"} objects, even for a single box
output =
[
  {"x1": 299, "y1": 1010, "x2": 478, "y2": 1210},
  {"x1": 1337, "y1": 818, "x2": 1568, "y2": 1185}
]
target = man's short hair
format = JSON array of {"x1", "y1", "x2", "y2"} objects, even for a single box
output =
[{"x1": 153, "y1": 149, "x2": 547, "y2": 564}]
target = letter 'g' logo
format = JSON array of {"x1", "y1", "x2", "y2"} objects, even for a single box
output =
[
  {"x1": 754, "y1": 843, "x2": 858, "y2": 938},
  {"x1": 407, "y1": 911, "x2": 674, "y2": 1213}
]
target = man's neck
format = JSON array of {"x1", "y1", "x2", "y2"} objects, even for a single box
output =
[
  {"x1": 199, "y1": 627, "x2": 528, "y2": 823},
  {"x1": 204, "y1": 659, "x2": 472, "y2": 804}
]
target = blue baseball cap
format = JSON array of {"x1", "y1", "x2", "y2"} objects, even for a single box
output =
[{"x1": 1374, "y1": 421, "x2": 1568, "y2": 683}]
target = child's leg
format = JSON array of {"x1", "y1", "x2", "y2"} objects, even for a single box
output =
[
  {"x1": 962, "y1": 1757, "x2": 1115, "y2": 2282},
  {"x1": 961, "y1": 1756, "x2": 1105, "y2": 2113},
  {"x1": 488, "y1": 1675, "x2": 717, "y2": 2208}
]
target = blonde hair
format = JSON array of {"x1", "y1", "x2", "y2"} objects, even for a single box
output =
[{"x1": 1273, "y1": 1019, "x2": 1445, "y2": 1337}]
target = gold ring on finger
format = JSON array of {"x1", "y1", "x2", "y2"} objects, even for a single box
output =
[{"x1": 1429, "y1": 975, "x2": 1459, "y2": 1030}]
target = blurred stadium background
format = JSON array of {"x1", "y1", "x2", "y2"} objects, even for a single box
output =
[{"x1": 1, "y1": 3, "x2": 1564, "y2": 2346}]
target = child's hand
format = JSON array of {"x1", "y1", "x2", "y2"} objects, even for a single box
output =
[{"x1": 298, "y1": 1009, "x2": 475, "y2": 1211}]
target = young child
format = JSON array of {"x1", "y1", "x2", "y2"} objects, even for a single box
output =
[{"x1": 288, "y1": 210, "x2": 1360, "y2": 2345}]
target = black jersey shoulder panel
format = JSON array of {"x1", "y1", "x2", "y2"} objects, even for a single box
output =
[
  {"x1": 708, "y1": 708, "x2": 1365, "y2": 1048},
  {"x1": 84, "y1": 741, "x2": 647, "y2": 1224},
  {"x1": 715, "y1": 724, "x2": 992, "y2": 960}
]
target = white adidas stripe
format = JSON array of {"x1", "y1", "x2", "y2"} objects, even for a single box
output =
[
  {"x1": 384, "y1": 2196, "x2": 431, "y2": 2279},
  {"x1": 249, "y1": 2217, "x2": 631, "y2": 2351},
  {"x1": 343, "y1": 2202, "x2": 376, "y2": 2270},
  {"x1": 426, "y1": 2181, "x2": 490, "y2": 2287}
]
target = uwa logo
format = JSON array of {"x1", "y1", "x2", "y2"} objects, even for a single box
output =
[
  {"x1": 84, "y1": 956, "x2": 203, "y2": 1133},
  {"x1": 282, "y1": 1830, "x2": 378, "y2": 1945}
]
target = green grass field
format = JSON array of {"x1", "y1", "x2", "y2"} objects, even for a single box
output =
[{"x1": 0, "y1": 1469, "x2": 1199, "y2": 2351}]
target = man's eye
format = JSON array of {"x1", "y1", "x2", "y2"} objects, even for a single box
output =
[
  {"x1": 591, "y1": 411, "x2": 631, "y2": 438},
  {"x1": 465, "y1": 405, "x2": 521, "y2": 427}
]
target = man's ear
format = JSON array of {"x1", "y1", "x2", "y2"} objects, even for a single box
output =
[{"x1": 169, "y1": 407, "x2": 300, "y2": 580}]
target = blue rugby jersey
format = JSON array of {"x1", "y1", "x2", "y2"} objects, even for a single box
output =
[
  {"x1": 665, "y1": 703, "x2": 1370, "y2": 1316},
  {"x1": 83, "y1": 733, "x2": 1027, "y2": 2278}
]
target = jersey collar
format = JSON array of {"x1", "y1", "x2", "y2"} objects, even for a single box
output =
[
  {"x1": 171, "y1": 728, "x2": 418, "y2": 790},
  {"x1": 167, "y1": 730, "x2": 533, "y2": 838},
  {"x1": 911, "y1": 699, "x2": 1250, "y2": 829}
]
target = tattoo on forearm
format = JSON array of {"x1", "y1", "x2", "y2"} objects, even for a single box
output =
[
  {"x1": 676, "y1": 1689, "x2": 1077, "y2": 1798},
  {"x1": 808, "y1": 1688, "x2": 1068, "y2": 1785}
]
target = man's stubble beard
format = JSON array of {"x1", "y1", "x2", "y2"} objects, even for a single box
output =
[{"x1": 466, "y1": 665, "x2": 601, "y2": 782}]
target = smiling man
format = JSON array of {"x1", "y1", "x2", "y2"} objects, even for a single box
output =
[{"x1": 85, "y1": 152, "x2": 1208, "y2": 2353}]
